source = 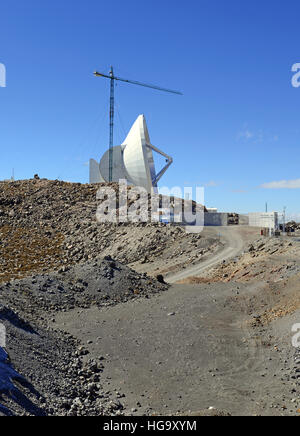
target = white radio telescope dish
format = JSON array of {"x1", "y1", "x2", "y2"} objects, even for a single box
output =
[{"x1": 89, "y1": 114, "x2": 173, "y2": 192}]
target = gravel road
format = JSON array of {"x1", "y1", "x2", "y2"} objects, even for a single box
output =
[{"x1": 166, "y1": 226, "x2": 257, "y2": 283}]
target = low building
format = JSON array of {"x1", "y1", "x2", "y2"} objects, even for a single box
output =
[{"x1": 248, "y1": 212, "x2": 279, "y2": 229}]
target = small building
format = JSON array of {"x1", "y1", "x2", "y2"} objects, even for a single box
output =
[{"x1": 248, "y1": 212, "x2": 279, "y2": 229}]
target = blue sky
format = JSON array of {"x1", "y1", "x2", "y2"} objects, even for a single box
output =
[{"x1": 0, "y1": 0, "x2": 299, "y2": 217}]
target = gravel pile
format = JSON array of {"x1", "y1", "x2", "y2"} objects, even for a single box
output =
[{"x1": 0, "y1": 257, "x2": 168, "y2": 317}]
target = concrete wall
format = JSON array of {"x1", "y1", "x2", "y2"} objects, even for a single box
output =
[
  {"x1": 204, "y1": 212, "x2": 229, "y2": 226},
  {"x1": 239, "y1": 214, "x2": 249, "y2": 225}
]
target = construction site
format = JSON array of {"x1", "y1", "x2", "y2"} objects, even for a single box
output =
[
  {"x1": 0, "y1": 176, "x2": 300, "y2": 416},
  {"x1": 1, "y1": 1, "x2": 300, "y2": 419}
]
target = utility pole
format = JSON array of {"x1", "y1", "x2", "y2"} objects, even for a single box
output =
[{"x1": 283, "y1": 206, "x2": 286, "y2": 233}]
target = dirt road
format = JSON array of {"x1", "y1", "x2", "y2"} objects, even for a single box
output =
[{"x1": 166, "y1": 226, "x2": 257, "y2": 283}]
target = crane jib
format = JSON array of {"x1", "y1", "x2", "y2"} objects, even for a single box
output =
[{"x1": 93, "y1": 71, "x2": 183, "y2": 95}]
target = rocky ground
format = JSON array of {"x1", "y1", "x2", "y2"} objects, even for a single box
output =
[
  {"x1": 53, "y1": 278, "x2": 300, "y2": 416},
  {"x1": 183, "y1": 236, "x2": 300, "y2": 284},
  {"x1": 175, "y1": 234, "x2": 300, "y2": 415},
  {"x1": 0, "y1": 257, "x2": 168, "y2": 415},
  {"x1": 0, "y1": 304, "x2": 123, "y2": 416},
  {"x1": 1, "y1": 178, "x2": 299, "y2": 416},
  {"x1": 180, "y1": 235, "x2": 300, "y2": 336},
  {"x1": 0, "y1": 178, "x2": 217, "y2": 416}
]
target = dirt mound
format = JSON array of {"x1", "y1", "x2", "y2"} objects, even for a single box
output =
[
  {"x1": 0, "y1": 179, "x2": 213, "y2": 283},
  {"x1": 0, "y1": 257, "x2": 168, "y2": 317}
]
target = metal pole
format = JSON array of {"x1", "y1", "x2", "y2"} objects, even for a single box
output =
[
  {"x1": 109, "y1": 66, "x2": 114, "y2": 182},
  {"x1": 283, "y1": 206, "x2": 286, "y2": 233}
]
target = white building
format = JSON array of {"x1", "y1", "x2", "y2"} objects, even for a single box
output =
[{"x1": 248, "y1": 212, "x2": 279, "y2": 229}]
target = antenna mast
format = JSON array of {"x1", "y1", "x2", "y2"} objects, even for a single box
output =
[
  {"x1": 94, "y1": 67, "x2": 182, "y2": 182},
  {"x1": 109, "y1": 67, "x2": 114, "y2": 183}
]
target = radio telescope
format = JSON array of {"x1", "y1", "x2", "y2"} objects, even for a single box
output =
[{"x1": 89, "y1": 114, "x2": 173, "y2": 192}]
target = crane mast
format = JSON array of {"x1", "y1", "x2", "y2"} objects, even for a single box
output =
[{"x1": 109, "y1": 67, "x2": 114, "y2": 183}]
